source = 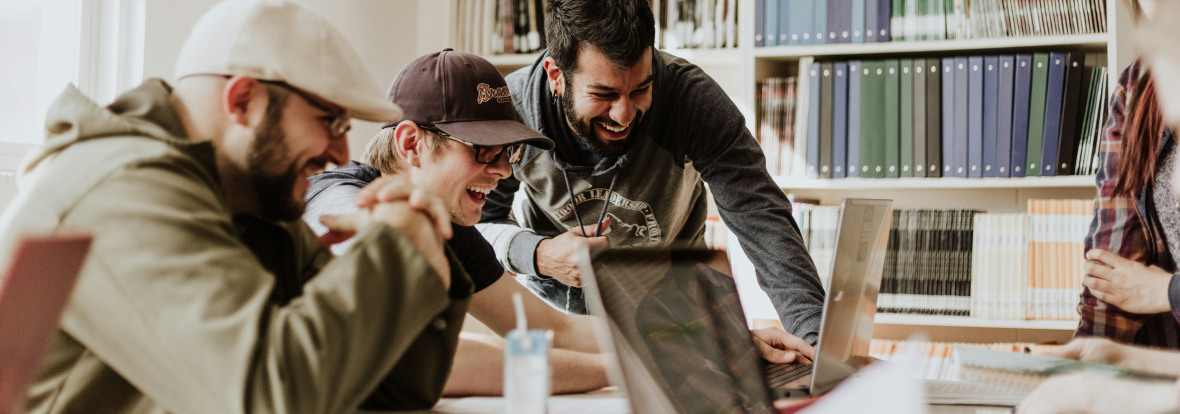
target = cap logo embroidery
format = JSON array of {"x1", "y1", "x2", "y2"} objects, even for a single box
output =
[{"x1": 476, "y1": 83, "x2": 512, "y2": 104}]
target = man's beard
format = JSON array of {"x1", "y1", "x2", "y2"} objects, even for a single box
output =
[
  {"x1": 247, "y1": 112, "x2": 304, "y2": 221},
  {"x1": 561, "y1": 79, "x2": 642, "y2": 158}
]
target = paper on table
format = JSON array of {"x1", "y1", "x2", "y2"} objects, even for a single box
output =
[
  {"x1": 430, "y1": 394, "x2": 629, "y2": 414},
  {"x1": 799, "y1": 361, "x2": 927, "y2": 414}
]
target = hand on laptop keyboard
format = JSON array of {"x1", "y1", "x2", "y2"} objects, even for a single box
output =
[{"x1": 752, "y1": 327, "x2": 816, "y2": 363}]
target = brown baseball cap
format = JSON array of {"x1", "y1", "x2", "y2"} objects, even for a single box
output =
[{"x1": 385, "y1": 49, "x2": 553, "y2": 150}]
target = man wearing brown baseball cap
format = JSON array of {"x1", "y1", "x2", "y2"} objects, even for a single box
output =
[
  {"x1": 304, "y1": 49, "x2": 613, "y2": 396},
  {"x1": 0, "y1": 0, "x2": 469, "y2": 412}
]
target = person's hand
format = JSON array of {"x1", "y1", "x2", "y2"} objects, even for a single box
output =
[
  {"x1": 1082, "y1": 249, "x2": 1173, "y2": 314},
  {"x1": 355, "y1": 175, "x2": 452, "y2": 240},
  {"x1": 369, "y1": 199, "x2": 451, "y2": 289},
  {"x1": 751, "y1": 327, "x2": 815, "y2": 364},
  {"x1": 536, "y1": 218, "x2": 611, "y2": 287},
  {"x1": 1033, "y1": 337, "x2": 1128, "y2": 367},
  {"x1": 1016, "y1": 372, "x2": 1178, "y2": 414},
  {"x1": 316, "y1": 210, "x2": 372, "y2": 247}
]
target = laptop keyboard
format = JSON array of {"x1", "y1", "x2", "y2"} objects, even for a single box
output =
[{"x1": 765, "y1": 363, "x2": 812, "y2": 388}]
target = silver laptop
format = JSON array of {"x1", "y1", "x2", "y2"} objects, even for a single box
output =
[{"x1": 578, "y1": 198, "x2": 892, "y2": 413}]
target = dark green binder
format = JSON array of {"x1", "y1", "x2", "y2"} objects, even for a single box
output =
[
  {"x1": 901, "y1": 58, "x2": 915, "y2": 178},
  {"x1": 1025, "y1": 53, "x2": 1050, "y2": 177},
  {"x1": 885, "y1": 59, "x2": 901, "y2": 178}
]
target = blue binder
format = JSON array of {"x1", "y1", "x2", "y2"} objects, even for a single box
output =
[
  {"x1": 1010, "y1": 54, "x2": 1033, "y2": 177},
  {"x1": 954, "y1": 57, "x2": 969, "y2": 178},
  {"x1": 807, "y1": 62, "x2": 822, "y2": 177},
  {"x1": 848, "y1": 60, "x2": 862, "y2": 177},
  {"x1": 792, "y1": 0, "x2": 810, "y2": 45},
  {"x1": 1040, "y1": 52, "x2": 1068, "y2": 176},
  {"x1": 996, "y1": 55, "x2": 1016, "y2": 177},
  {"x1": 968, "y1": 56, "x2": 984, "y2": 178},
  {"x1": 851, "y1": 0, "x2": 866, "y2": 43},
  {"x1": 755, "y1": 0, "x2": 766, "y2": 47},
  {"x1": 813, "y1": 0, "x2": 828, "y2": 45},
  {"x1": 982, "y1": 56, "x2": 1000, "y2": 178},
  {"x1": 877, "y1": 0, "x2": 892, "y2": 42},
  {"x1": 834, "y1": 61, "x2": 850, "y2": 178},
  {"x1": 764, "y1": 0, "x2": 778, "y2": 46}
]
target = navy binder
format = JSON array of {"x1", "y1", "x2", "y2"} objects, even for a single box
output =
[
  {"x1": 877, "y1": 0, "x2": 892, "y2": 42},
  {"x1": 968, "y1": 56, "x2": 984, "y2": 178},
  {"x1": 1040, "y1": 52, "x2": 1068, "y2": 176},
  {"x1": 834, "y1": 61, "x2": 850, "y2": 178},
  {"x1": 996, "y1": 55, "x2": 1016, "y2": 177},
  {"x1": 954, "y1": 57, "x2": 969, "y2": 178},
  {"x1": 941, "y1": 58, "x2": 955, "y2": 176},
  {"x1": 848, "y1": 60, "x2": 862, "y2": 177},
  {"x1": 807, "y1": 62, "x2": 822, "y2": 177},
  {"x1": 982, "y1": 56, "x2": 1000, "y2": 177},
  {"x1": 1010, "y1": 54, "x2": 1034, "y2": 177}
]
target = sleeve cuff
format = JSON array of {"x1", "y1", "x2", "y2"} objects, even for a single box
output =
[
  {"x1": 1169, "y1": 274, "x2": 1180, "y2": 323},
  {"x1": 507, "y1": 231, "x2": 548, "y2": 276}
]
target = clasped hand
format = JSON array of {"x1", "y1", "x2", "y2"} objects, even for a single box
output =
[{"x1": 317, "y1": 175, "x2": 454, "y2": 288}]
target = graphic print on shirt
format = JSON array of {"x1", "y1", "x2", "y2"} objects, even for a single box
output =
[{"x1": 554, "y1": 188, "x2": 662, "y2": 246}]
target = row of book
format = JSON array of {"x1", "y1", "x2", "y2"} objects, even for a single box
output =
[
  {"x1": 452, "y1": 0, "x2": 547, "y2": 56},
  {"x1": 755, "y1": 0, "x2": 1107, "y2": 47},
  {"x1": 974, "y1": 200, "x2": 1091, "y2": 321},
  {"x1": 757, "y1": 53, "x2": 1110, "y2": 179},
  {"x1": 659, "y1": 0, "x2": 740, "y2": 50},
  {"x1": 869, "y1": 339, "x2": 1032, "y2": 381},
  {"x1": 794, "y1": 199, "x2": 1092, "y2": 320}
]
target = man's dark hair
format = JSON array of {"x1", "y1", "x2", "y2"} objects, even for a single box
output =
[{"x1": 545, "y1": 0, "x2": 655, "y2": 75}]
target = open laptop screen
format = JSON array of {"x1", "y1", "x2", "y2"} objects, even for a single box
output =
[{"x1": 581, "y1": 248, "x2": 776, "y2": 414}]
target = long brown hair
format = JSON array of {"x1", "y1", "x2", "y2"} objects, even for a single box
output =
[{"x1": 1113, "y1": 0, "x2": 1165, "y2": 198}]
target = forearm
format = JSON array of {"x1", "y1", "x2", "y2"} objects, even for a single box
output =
[
  {"x1": 443, "y1": 333, "x2": 608, "y2": 396},
  {"x1": 550, "y1": 313, "x2": 601, "y2": 353},
  {"x1": 476, "y1": 222, "x2": 547, "y2": 276}
]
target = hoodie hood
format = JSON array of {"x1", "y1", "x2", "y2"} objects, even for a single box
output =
[{"x1": 26, "y1": 79, "x2": 204, "y2": 173}]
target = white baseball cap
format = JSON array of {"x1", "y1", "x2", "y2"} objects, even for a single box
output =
[{"x1": 174, "y1": 0, "x2": 401, "y2": 123}]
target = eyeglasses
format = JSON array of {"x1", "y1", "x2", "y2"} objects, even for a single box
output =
[
  {"x1": 420, "y1": 125, "x2": 525, "y2": 165},
  {"x1": 258, "y1": 80, "x2": 352, "y2": 138}
]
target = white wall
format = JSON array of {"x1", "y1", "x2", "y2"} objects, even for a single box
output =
[{"x1": 141, "y1": 0, "x2": 423, "y2": 160}]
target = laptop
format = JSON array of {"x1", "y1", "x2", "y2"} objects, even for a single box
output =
[
  {"x1": 578, "y1": 198, "x2": 892, "y2": 413},
  {"x1": 0, "y1": 234, "x2": 93, "y2": 414}
]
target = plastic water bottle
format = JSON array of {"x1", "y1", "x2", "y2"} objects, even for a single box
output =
[{"x1": 504, "y1": 292, "x2": 552, "y2": 414}]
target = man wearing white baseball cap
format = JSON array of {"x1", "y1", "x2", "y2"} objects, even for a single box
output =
[{"x1": 0, "y1": 0, "x2": 471, "y2": 412}]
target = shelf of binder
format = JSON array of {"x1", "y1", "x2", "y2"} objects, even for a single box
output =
[
  {"x1": 753, "y1": 33, "x2": 1110, "y2": 60},
  {"x1": 773, "y1": 175, "x2": 1095, "y2": 190},
  {"x1": 874, "y1": 314, "x2": 1078, "y2": 331}
]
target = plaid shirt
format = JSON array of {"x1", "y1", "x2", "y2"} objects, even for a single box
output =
[{"x1": 1078, "y1": 59, "x2": 1180, "y2": 348}]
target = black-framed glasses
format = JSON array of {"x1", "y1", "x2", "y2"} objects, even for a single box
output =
[
  {"x1": 420, "y1": 125, "x2": 525, "y2": 165},
  {"x1": 258, "y1": 80, "x2": 352, "y2": 138}
]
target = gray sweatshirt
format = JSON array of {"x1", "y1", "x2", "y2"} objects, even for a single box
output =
[{"x1": 477, "y1": 50, "x2": 823, "y2": 342}]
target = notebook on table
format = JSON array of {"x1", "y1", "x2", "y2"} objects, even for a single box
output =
[
  {"x1": 0, "y1": 233, "x2": 93, "y2": 414},
  {"x1": 577, "y1": 198, "x2": 893, "y2": 413}
]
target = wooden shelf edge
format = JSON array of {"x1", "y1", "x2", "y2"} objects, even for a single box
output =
[
  {"x1": 773, "y1": 175, "x2": 1096, "y2": 190},
  {"x1": 874, "y1": 313, "x2": 1079, "y2": 331},
  {"x1": 754, "y1": 33, "x2": 1110, "y2": 60}
]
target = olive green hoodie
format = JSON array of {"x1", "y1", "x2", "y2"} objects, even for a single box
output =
[{"x1": 0, "y1": 79, "x2": 472, "y2": 414}]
